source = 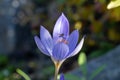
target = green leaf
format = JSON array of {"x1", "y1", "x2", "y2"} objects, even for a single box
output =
[
  {"x1": 89, "y1": 50, "x2": 105, "y2": 59},
  {"x1": 65, "y1": 73, "x2": 80, "y2": 80},
  {"x1": 42, "y1": 65, "x2": 54, "y2": 75},
  {"x1": 107, "y1": 0, "x2": 120, "y2": 9},
  {"x1": 89, "y1": 65, "x2": 106, "y2": 80},
  {"x1": 78, "y1": 52, "x2": 87, "y2": 76},
  {"x1": 16, "y1": 68, "x2": 31, "y2": 80},
  {"x1": 78, "y1": 52, "x2": 87, "y2": 66}
]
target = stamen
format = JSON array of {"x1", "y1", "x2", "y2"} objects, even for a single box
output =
[
  {"x1": 57, "y1": 33, "x2": 68, "y2": 44},
  {"x1": 61, "y1": 39, "x2": 68, "y2": 44},
  {"x1": 57, "y1": 38, "x2": 68, "y2": 44}
]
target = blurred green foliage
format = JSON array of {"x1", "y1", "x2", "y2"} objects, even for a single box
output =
[
  {"x1": 0, "y1": 55, "x2": 20, "y2": 80},
  {"x1": 16, "y1": 68, "x2": 31, "y2": 80},
  {"x1": 78, "y1": 52, "x2": 87, "y2": 66},
  {"x1": 0, "y1": 55, "x2": 8, "y2": 66},
  {"x1": 41, "y1": 65, "x2": 54, "y2": 79},
  {"x1": 89, "y1": 65, "x2": 105, "y2": 80},
  {"x1": 65, "y1": 52, "x2": 105, "y2": 80},
  {"x1": 89, "y1": 42, "x2": 114, "y2": 59},
  {"x1": 78, "y1": 52, "x2": 87, "y2": 76}
]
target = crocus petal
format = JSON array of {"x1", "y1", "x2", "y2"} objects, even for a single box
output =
[
  {"x1": 60, "y1": 73, "x2": 65, "y2": 80},
  {"x1": 40, "y1": 26, "x2": 53, "y2": 55},
  {"x1": 67, "y1": 30, "x2": 79, "y2": 53},
  {"x1": 52, "y1": 43, "x2": 69, "y2": 61},
  {"x1": 53, "y1": 13, "x2": 69, "y2": 42},
  {"x1": 68, "y1": 36, "x2": 85, "y2": 57},
  {"x1": 34, "y1": 36, "x2": 50, "y2": 56}
]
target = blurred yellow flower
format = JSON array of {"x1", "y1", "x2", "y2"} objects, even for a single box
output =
[
  {"x1": 107, "y1": 0, "x2": 120, "y2": 9},
  {"x1": 74, "y1": 21, "x2": 82, "y2": 30}
]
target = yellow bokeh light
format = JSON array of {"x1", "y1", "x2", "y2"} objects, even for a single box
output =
[{"x1": 74, "y1": 21, "x2": 82, "y2": 30}]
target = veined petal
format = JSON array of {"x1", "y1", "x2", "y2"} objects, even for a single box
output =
[
  {"x1": 53, "y1": 13, "x2": 69, "y2": 42},
  {"x1": 67, "y1": 30, "x2": 79, "y2": 53},
  {"x1": 34, "y1": 36, "x2": 50, "y2": 56},
  {"x1": 68, "y1": 36, "x2": 85, "y2": 57},
  {"x1": 52, "y1": 43, "x2": 69, "y2": 61},
  {"x1": 40, "y1": 26, "x2": 53, "y2": 55}
]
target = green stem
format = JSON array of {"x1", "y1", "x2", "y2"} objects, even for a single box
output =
[
  {"x1": 51, "y1": 57, "x2": 64, "y2": 80},
  {"x1": 54, "y1": 65, "x2": 59, "y2": 80},
  {"x1": 53, "y1": 60, "x2": 64, "y2": 80}
]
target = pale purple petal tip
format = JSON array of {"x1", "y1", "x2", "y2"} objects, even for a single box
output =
[
  {"x1": 34, "y1": 36, "x2": 50, "y2": 56},
  {"x1": 40, "y1": 26, "x2": 53, "y2": 55},
  {"x1": 53, "y1": 13, "x2": 69, "y2": 42},
  {"x1": 52, "y1": 43, "x2": 69, "y2": 61}
]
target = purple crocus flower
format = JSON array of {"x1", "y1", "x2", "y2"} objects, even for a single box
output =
[
  {"x1": 34, "y1": 13, "x2": 84, "y2": 62},
  {"x1": 60, "y1": 73, "x2": 65, "y2": 80}
]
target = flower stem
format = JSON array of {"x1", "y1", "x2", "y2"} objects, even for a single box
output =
[
  {"x1": 54, "y1": 66, "x2": 59, "y2": 80},
  {"x1": 54, "y1": 61, "x2": 63, "y2": 80}
]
